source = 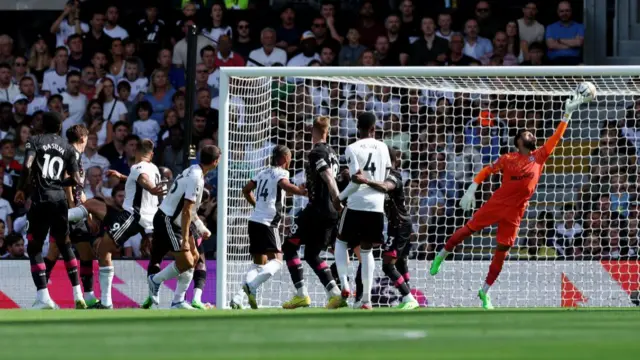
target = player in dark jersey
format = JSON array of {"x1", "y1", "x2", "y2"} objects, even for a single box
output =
[
  {"x1": 281, "y1": 116, "x2": 345, "y2": 309},
  {"x1": 14, "y1": 112, "x2": 86, "y2": 309},
  {"x1": 352, "y1": 146, "x2": 419, "y2": 309}
]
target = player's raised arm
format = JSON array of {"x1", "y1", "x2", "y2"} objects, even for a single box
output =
[
  {"x1": 242, "y1": 180, "x2": 257, "y2": 207},
  {"x1": 278, "y1": 178, "x2": 307, "y2": 196},
  {"x1": 539, "y1": 92, "x2": 585, "y2": 160},
  {"x1": 15, "y1": 137, "x2": 36, "y2": 204}
]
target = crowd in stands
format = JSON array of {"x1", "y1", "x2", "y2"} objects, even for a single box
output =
[{"x1": 0, "y1": 0, "x2": 635, "y2": 260}]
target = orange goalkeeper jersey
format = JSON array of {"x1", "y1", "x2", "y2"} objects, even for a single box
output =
[{"x1": 473, "y1": 122, "x2": 568, "y2": 208}]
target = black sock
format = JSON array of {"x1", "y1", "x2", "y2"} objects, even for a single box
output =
[
  {"x1": 396, "y1": 257, "x2": 410, "y2": 283},
  {"x1": 80, "y1": 260, "x2": 94, "y2": 293},
  {"x1": 307, "y1": 256, "x2": 337, "y2": 293},
  {"x1": 330, "y1": 262, "x2": 340, "y2": 287},
  {"x1": 44, "y1": 257, "x2": 57, "y2": 282},
  {"x1": 283, "y1": 241, "x2": 305, "y2": 290},
  {"x1": 193, "y1": 269, "x2": 207, "y2": 290},
  {"x1": 58, "y1": 242, "x2": 80, "y2": 287},
  {"x1": 382, "y1": 263, "x2": 411, "y2": 297},
  {"x1": 29, "y1": 252, "x2": 48, "y2": 291},
  {"x1": 355, "y1": 263, "x2": 363, "y2": 302}
]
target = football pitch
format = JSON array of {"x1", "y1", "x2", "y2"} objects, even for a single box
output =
[{"x1": 0, "y1": 308, "x2": 637, "y2": 360}]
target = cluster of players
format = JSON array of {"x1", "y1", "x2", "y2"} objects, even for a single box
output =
[{"x1": 21, "y1": 88, "x2": 585, "y2": 310}]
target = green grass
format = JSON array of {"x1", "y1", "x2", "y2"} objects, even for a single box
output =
[{"x1": 0, "y1": 308, "x2": 637, "y2": 360}]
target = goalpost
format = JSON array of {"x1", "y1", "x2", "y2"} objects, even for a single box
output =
[{"x1": 216, "y1": 66, "x2": 640, "y2": 309}]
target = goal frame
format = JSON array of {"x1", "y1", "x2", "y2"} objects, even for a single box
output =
[{"x1": 216, "y1": 65, "x2": 640, "y2": 309}]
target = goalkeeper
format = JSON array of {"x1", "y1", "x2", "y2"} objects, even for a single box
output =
[{"x1": 430, "y1": 91, "x2": 587, "y2": 309}]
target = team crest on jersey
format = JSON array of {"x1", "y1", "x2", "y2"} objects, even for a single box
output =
[{"x1": 529, "y1": 156, "x2": 535, "y2": 162}]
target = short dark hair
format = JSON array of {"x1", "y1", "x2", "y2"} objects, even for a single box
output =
[
  {"x1": 0, "y1": 62, "x2": 11, "y2": 71},
  {"x1": 124, "y1": 134, "x2": 140, "y2": 145},
  {"x1": 200, "y1": 45, "x2": 215, "y2": 58},
  {"x1": 66, "y1": 70, "x2": 81, "y2": 82},
  {"x1": 193, "y1": 108, "x2": 209, "y2": 119},
  {"x1": 19, "y1": 76, "x2": 34, "y2": 86},
  {"x1": 137, "y1": 138, "x2": 154, "y2": 155},
  {"x1": 0, "y1": 138, "x2": 14, "y2": 149},
  {"x1": 200, "y1": 145, "x2": 220, "y2": 166},
  {"x1": 67, "y1": 34, "x2": 82, "y2": 43},
  {"x1": 513, "y1": 128, "x2": 530, "y2": 146},
  {"x1": 125, "y1": 56, "x2": 139, "y2": 66},
  {"x1": 43, "y1": 111, "x2": 63, "y2": 134},
  {"x1": 357, "y1": 112, "x2": 377, "y2": 131},
  {"x1": 112, "y1": 183, "x2": 126, "y2": 195},
  {"x1": 271, "y1": 145, "x2": 291, "y2": 166},
  {"x1": 529, "y1": 41, "x2": 545, "y2": 52},
  {"x1": 117, "y1": 80, "x2": 131, "y2": 91},
  {"x1": 5, "y1": 233, "x2": 23, "y2": 247},
  {"x1": 389, "y1": 146, "x2": 400, "y2": 164},
  {"x1": 66, "y1": 124, "x2": 89, "y2": 144},
  {"x1": 54, "y1": 46, "x2": 68, "y2": 56},
  {"x1": 113, "y1": 120, "x2": 129, "y2": 132},
  {"x1": 135, "y1": 100, "x2": 153, "y2": 114}
]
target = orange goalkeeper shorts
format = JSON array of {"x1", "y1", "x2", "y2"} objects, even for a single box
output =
[{"x1": 466, "y1": 202, "x2": 527, "y2": 247}]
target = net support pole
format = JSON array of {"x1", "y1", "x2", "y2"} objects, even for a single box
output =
[
  {"x1": 216, "y1": 69, "x2": 230, "y2": 309},
  {"x1": 183, "y1": 24, "x2": 198, "y2": 166}
]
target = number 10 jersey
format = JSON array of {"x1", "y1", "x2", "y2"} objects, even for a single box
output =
[
  {"x1": 344, "y1": 138, "x2": 391, "y2": 213},
  {"x1": 25, "y1": 133, "x2": 78, "y2": 204}
]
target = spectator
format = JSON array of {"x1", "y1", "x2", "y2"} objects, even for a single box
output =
[
  {"x1": 201, "y1": 45, "x2": 216, "y2": 80},
  {"x1": 133, "y1": 100, "x2": 161, "y2": 143},
  {"x1": 385, "y1": 14, "x2": 410, "y2": 66},
  {"x1": 0, "y1": 233, "x2": 26, "y2": 259},
  {"x1": 116, "y1": 81, "x2": 135, "y2": 122},
  {"x1": 545, "y1": 1, "x2": 584, "y2": 65},
  {"x1": 122, "y1": 39, "x2": 146, "y2": 76},
  {"x1": 12, "y1": 56, "x2": 37, "y2": 97},
  {"x1": 521, "y1": 41, "x2": 547, "y2": 65},
  {"x1": 97, "y1": 77, "x2": 127, "y2": 123},
  {"x1": 419, "y1": 152, "x2": 458, "y2": 216},
  {"x1": 0, "y1": 36, "x2": 12, "y2": 66},
  {"x1": 0, "y1": 139, "x2": 21, "y2": 189},
  {"x1": 42, "y1": 47, "x2": 71, "y2": 96},
  {"x1": 50, "y1": 1, "x2": 88, "y2": 48},
  {"x1": 578, "y1": 229, "x2": 602, "y2": 258},
  {"x1": 13, "y1": 123, "x2": 30, "y2": 165},
  {"x1": 162, "y1": 125, "x2": 185, "y2": 175},
  {"x1": 0, "y1": 63, "x2": 19, "y2": 103},
  {"x1": 171, "y1": 1, "x2": 197, "y2": 44},
  {"x1": 136, "y1": 4, "x2": 169, "y2": 71},
  {"x1": 234, "y1": 20, "x2": 258, "y2": 60},
  {"x1": 399, "y1": 0, "x2": 420, "y2": 41},
  {"x1": 173, "y1": 17, "x2": 215, "y2": 67},
  {"x1": 202, "y1": 2, "x2": 232, "y2": 44},
  {"x1": 518, "y1": 2, "x2": 545, "y2": 45},
  {"x1": 99, "y1": 120, "x2": 129, "y2": 170},
  {"x1": 248, "y1": 28, "x2": 287, "y2": 67},
  {"x1": 80, "y1": 133, "x2": 110, "y2": 181},
  {"x1": 119, "y1": 57, "x2": 149, "y2": 102},
  {"x1": 320, "y1": 45, "x2": 336, "y2": 66},
  {"x1": 462, "y1": 19, "x2": 492, "y2": 61},
  {"x1": 0, "y1": 220, "x2": 5, "y2": 256},
  {"x1": 107, "y1": 38, "x2": 125, "y2": 83},
  {"x1": 287, "y1": 32, "x2": 320, "y2": 67},
  {"x1": 214, "y1": 35, "x2": 245, "y2": 67},
  {"x1": 142, "y1": 69, "x2": 176, "y2": 124},
  {"x1": 0, "y1": 184, "x2": 12, "y2": 234},
  {"x1": 382, "y1": 116, "x2": 410, "y2": 153},
  {"x1": 505, "y1": 21, "x2": 527, "y2": 63},
  {"x1": 445, "y1": 33, "x2": 476, "y2": 66},
  {"x1": 339, "y1": 29, "x2": 366, "y2": 67},
  {"x1": 85, "y1": 166, "x2": 112, "y2": 199},
  {"x1": 159, "y1": 108, "x2": 179, "y2": 142},
  {"x1": 311, "y1": 15, "x2": 341, "y2": 55},
  {"x1": 410, "y1": 17, "x2": 449, "y2": 65},
  {"x1": 83, "y1": 99, "x2": 112, "y2": 148},
  {"x1": 474, "y1": 1, "x2": 498, "y2": 40},
  {"x1": 446, "y1": 133, "x2": 483, "y2": 186},
  {"x1": 554, "y1": 204, "x2": 583, "y2": 258},
  {"x1": 157, "y1": 48, "x2": 185, "y2": 92},
  {"x1": 26, "y1": 36, "x2": 51, "y2": 84},
  {"x1": 523, "y1": 211, "x2": 556, "y2": 258},
  {"x1": 82, "y1": 10, "x2": 114, "y2": 57},
  {"x1": 91, "y1": 50, "x2": 109, "y2": 80},
  {"x1": 480, "y1": 31, "x2": 518, "y2": 66},
  {"x1": 193, "y1": 64, "x2": 215, "y2": 100},
  {"x1": 104, "y1": 5, "x2": 129, "y2": 40},
  {"x1": 19, "y1": 77, "x2": 46, "y2": 116},
  {"x1": 276, "y1": 5, "x2": 301, "y2": 56},
  {"x1": 320, "y1": 1, "x2": 345, "y2": 44},
  {"x1": 67, "y1": 34, "x2": 89, "y2": 72},
  {"x1": 611, "y1": 174, "x2": 630, "y2": 218},
  {"x1": 61, "y1": 70, "x2": 88, "y2": 133},
  {"x1": 357, "y1": 0, "x2": 386, "y2": 49},
  {"x1": 436, "y1": 12, "x2": 454, "y2": 41}
]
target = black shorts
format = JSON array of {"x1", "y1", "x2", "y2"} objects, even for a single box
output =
[
  {"x1": 153, "y1": 211, "x2": 183, "y2": 253},
  {"x1": 338, "y1": 208, "x2": 384, "y2": 247},
  {"x1": 28, "y1": 200, "x2": 69, "y2": 243},
  {"x1": 69, "y1": 221, "x2": 95, "y2": 244},
  {"x1": 383, "y1": 223, "x2": 412, "y2": 258},
  {"x1": 248, "y1": 221, "x2": 281, "y2": 255},
  {"x1": 286, "y1": 207, "x2": 337, "y2": 250},
  {"x1": 103, "y1": 207, "x2": 143, "y2": 247}
]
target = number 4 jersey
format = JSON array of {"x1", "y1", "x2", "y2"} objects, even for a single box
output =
[
  {"x1": 344, "y1": 138, "x2": 391, "y2": 213},
  {"x1": 25, "y1": 133, "x2": 79, "y2": 203},
  {"x1": 249, "y1": 166, "x2": 289, "y2": 227}
]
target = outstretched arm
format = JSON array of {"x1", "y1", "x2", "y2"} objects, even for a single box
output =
[
  {"x1": 539, "y1": 93, "x2": 584, "y2": 160},
  {"x1": 137, "y1": 173, "x2": 165, "y2": 196},
  {"x1": 278, "y1": 178, "x2": 307, "y2": 196}
]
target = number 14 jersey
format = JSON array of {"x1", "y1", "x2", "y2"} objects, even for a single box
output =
[
  {"x1": 345, "y1": 138, "x2": 391, "y2": 213},
  {"x1": 249, "y1": 167, "x2": 289, "y2": 227},
  {"x1": 25, "y1": 133, "x2": 78, "y2": 203}
]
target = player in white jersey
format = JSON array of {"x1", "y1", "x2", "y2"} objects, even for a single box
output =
[
  {"x1": 334, "y1": 112, "x2": 392, "y2": 310},
  {"x1": 145, "y1": 145, "x2": 220, "y2": 309},
  {"x1": 67, "y1": 139, "x2": 164, "y2": 308},
  {"x1": 230, "y1": 145, "x2": 307, "y2": 309}
]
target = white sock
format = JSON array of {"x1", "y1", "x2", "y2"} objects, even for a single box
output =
[
  {"x1": 244, "y1": 264, "x2": 261, "y2": 285},
  {"x1": 481, "y1": 282, "x2": 491, "y2": 294},
  {"x1": 295, "y1": 283, "x2": 309, "y2": 297},
  {"x1": 193, "y1": 288, "x2": 203, "y2": 303},
  {"x1": 361, "y1": 249, "x2": 375, "y2": 304},
  {"x1": 249, "y1": 259, "x2": 282, "y2": 290},
  {"x1": 84, "y1": 291, "x2": 96, "y2": 301},
  {"x1": 37, "y1": 288, "x2": 51, "y2": 302},
  {"x1": 99, "y1": 266, "x2": 114, "y2": 307},
  {"x1": 153, "y1": 262, "x2": 180, "y2": 283},
  {"x1": 72, "y1": 285, "x2": 83, "y2": 301},
  {"x1": 173, "y1": 269, "x2": 194, "y2": 303},
  {"x1": 68, "y1": 206, "x2": 88, "y2": 222},
  {"x1": 402, "y1": 293, "x2": 416, "y2": 303},
  {"x1": 334, "y1": 240, "x2": 350, "y2": 293}
]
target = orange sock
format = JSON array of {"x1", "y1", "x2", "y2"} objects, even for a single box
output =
[{"x1": 485, "y1": 249, "x2": 508, "y2": 288}]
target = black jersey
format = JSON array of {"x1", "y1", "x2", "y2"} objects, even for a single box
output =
[
  {"x1": 384, "y1": 169, "x2": 411, "y2": 228},
  {"x1": 306, "y1": 143, "x2": 340, "y2": 219},
  {"x1": 72, "y1": 149, "x2": 84, "y2": 206},
  {"x1": 25, "y1": 134, "x2": 78, "y2": 203}
]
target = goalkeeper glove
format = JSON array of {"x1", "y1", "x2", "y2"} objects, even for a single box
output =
[
  {"x1": 563, "y1": 93, "x2": 584, "y2": 121},
  {"x1": 459, "y1": 183, "x2": 479, "y2": 211}
]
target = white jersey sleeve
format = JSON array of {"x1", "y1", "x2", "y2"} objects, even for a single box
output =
[
  {"x1": 159, "y1": 165, "x2": 204, "y2": 228},
  {"x1": 248, "y1": 167, "x2": 288, "y2": 227},
  {"x1": 123, "y1": 161, "x2": 160, "y2": 230},
  {"x1": 345, "y1": 138, "x2": 389, "y2": 213}
]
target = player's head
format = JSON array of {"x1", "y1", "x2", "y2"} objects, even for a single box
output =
[
  {"x1": 42, "y1": 111, "x2": 63, "y2": 134},
  {"x1": 271, "y1": 145, "x2": 292, "y2": 169},
  {"x1": 357, "y1": 112, "x2": 377, "y2": 138},
  {"x1": 312, "y1": 116, "x2": 330, "y2": 142},
  {"x1": 66, "y1": 124, "x2": 89, "y2": 152},
  {"x1": 389, "y1": 146, "x2": 401, "y2": 169},
  {"x1": 199, "y1": 144, "x2": 221, "y2": 173},
  {"x1": 136, "y1": 138, "x2": 155, "y2": 160},
  {"x1": 514, "y1": 129, "x2": 536, "y2": 151}
]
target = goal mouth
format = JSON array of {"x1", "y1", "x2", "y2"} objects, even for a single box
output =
[{"x1": 216, "y1": 66, "x2": 640, "y2": 309}]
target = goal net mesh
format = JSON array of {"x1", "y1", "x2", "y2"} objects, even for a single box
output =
[{"x1": 223, "y1": 74, "x2": 640, "y2": 308}]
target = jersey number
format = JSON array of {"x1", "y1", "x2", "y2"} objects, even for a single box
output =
[
  {"x1": 256, "y1": 180, "x2": 269, "y2": 201},
  {"x1": 170, "y1": 174, "x2": 183, "y2": 194},
  {"x1": 42, "y1": 154, "x2": 64, "y2": 180},
  {"x1": 363, "y1": 153, "x2": 376, "y2": 176}
]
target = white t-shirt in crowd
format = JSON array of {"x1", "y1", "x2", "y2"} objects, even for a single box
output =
[
  {"x1": 104, "y1": 25, "x2": 129, "y2": 40},
  {"x1": 202, "y1": 26, "x2": 232, "y2": 45},
  {"x1": 26, "y1": 96, "x2": 48, "y2": 116},
  {"x1": 207, "y1": 69, "x2": 220, "y2": 89},
  {"x1": 85, "y1": 186, "x2": 113, "y2": 200},
  {"x1": 172, "y1": 35, "x2": 215, "y2": 67},
  {"x1": 287, "y1": 53, "x2": 320, "y2": 67},
  {"x1": 247, "y1": 47, "x2": 287, "y2": 67},
  {"x1": 118, "y1": 77, "x2": 148, "y2": 102},
  {"x1": 133, "y1": 119, "x2": 161, "y2": 143},
  {"x1": 42, "y1": 69, "x2": 69, "y2": 95},
  {"x1": 56, "y1": 19, "x2": 90, "y2": 47},
  {"x1": 81, "y1": 152, "x2": 110, "y2": 175},
  {"x1": 103, "y1": 99, "x2": 128, "y2": 123},
  {"x1": 0, "y1": 197, "x2": 13, "y2": 235},
  {"x1": 61, "y1": 91, "x2": 87, "y2": 133}
]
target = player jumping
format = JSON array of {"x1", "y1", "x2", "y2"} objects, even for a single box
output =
[
  {"x1": 333, "y1": 112, "x2": 391, "y2": 310},
  {"x1": 352, "y1": 146, "x2": 418, "y2": 309},
  {"x1": 430, "y1": 92, "x2": 587, "y2": 309},
  {"x1": 145, "y1": 145, "x2": 219, "y2": 309},
  {"x1": 15, "y1": 112, "x2": 86, "y2": 309},
  {"x1": 68, "y1": 139, "x2": 164, "y2": 308},
  {"x1": 230, "y1": 145, "x2": 307, "y2": 309},
  {"x1": 281, "y1": 116, "x2": 344, "y2": 309}
]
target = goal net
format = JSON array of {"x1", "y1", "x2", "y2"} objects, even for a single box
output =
[{"x1": 216, "y1": 66, "x2": 640, "y2": 309}]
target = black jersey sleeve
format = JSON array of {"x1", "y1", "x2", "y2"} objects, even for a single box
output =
[
  {"x1": 308, "y1": 147, "x2": 331, "y2": 174},
  {"x1": 65, "y1": 144, "x2": 79, "y2": 175},
  {"x1": 386, "y1": 170, "x2": 402, "y2": 188},
  {"x1": 24, "y1": 136, "x2": 37, "y2": 162}
]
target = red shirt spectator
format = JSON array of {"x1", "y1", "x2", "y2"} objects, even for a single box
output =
[{"x1": 214, "y1": 35, "x2": 245, "y2": 67}]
